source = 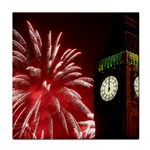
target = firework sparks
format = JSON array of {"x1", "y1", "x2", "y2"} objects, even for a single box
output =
[{"x1": 13, "y1": 21, "x2": 95, "y2": 139}]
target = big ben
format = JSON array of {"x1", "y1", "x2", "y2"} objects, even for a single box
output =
[{"x1": 94, "y1": 13, "x2": 139, "y2": 139}]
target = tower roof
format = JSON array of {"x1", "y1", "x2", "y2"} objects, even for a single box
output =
[{"x1": 101, "y1": 13, "x2": 139, "y2": 59}]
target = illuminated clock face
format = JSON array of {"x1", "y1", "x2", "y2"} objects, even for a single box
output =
[
  {"x1": 134, "y1": 76, "x2": 139, "y2": 97},
  {"x1": 100, "y1": 76, "x2": 118, "y2": 101}
]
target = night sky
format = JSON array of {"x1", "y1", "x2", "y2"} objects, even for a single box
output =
[
  {"x1": 13, "y1": 13, "x2": 113, "y2": 110},
  {"x1": 13, "y1": 13, "x2": 113, "y2": 77}
]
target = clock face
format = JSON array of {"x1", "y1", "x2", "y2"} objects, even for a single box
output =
[
  {"x1": 100, "y1": 76, "x2": 118, "y2": 101},
  {"x1": 134, "y1": 76, "x2": 139, "y2": 97}
]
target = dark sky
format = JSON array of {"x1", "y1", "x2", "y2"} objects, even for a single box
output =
[{"x1": 13, "y1": 13, "x2": 113, "y2": 78}]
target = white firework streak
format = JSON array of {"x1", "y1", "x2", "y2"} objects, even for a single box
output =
[
  {"x1": 52, "y1": 32, "x2": 62, "y2": 61},
  {"x1": 33, "y1": 116, "x2": 40, "y2": 138},
  {"x1": 60, "y1": 49, "x2": 72, "y2": 61},
  {"x1": 52, "y1": 61, "x2": 63, "y2": 74},
  {"x1": 58, "y1": 111, "x2": 69, "y2": 135},
  {"x1": 13, "y1": 51, "x2": 27, "y2": 62},
  {"x1": 13, "y1": 92, "x2": 26, "y2": 102},
  {"x1": 35, "y1": 30, "x2": 42, "y2": 48},
  {"x1": 14, "y1": 75, "x2": 30, "y2": 80},
  {"x1": 62, "y1": 109, "x2": 82, "y2": 138},
  {"x1": 78, "y1": 120, "x2": 95, "y2": 138},
  {"x1": 26, "y1": 66, "x2": 41, "y2": 78},
  {"x1": 13, "y1": 107, "x2": 27, "y2": 130},
  {"x1": 13, "y1": 77, "x2": 29, "y2": 87},
  {"x1": 13, "y1": 56, "x2": 24, "y2": 63},
  {"x1": 33, "y1": 43, "x2": 42, "y2": 57},
  {"x1": 13, "y1": 102, "x2": 25, "y2": 116},
  {"x1": 62, "y1": 48, "x2": 77, "y2": 62},
  {"x1": 13, "y1": 92, "x2": 30, "y2": 108},
  {"x1": 27, "y1": 21, "x2": 35, "y2": 33},
  {"x1": 13, "y1": 40, "x2": 26, "y2": 54},
  {"x1": 29, "y1": 29, "x2": 37, "y2": 44},
  {"x1": 67, "y1": 88, "x2": 82, "y2": 99},
  {"x1": 19, "y1": 96, "x2": 41, "y2": 138},
  {"x1": 65, "y1": 79, "x2": 93, "y2": 88},
  {"x1": 64, "y1": 62, "x2": 75, "y2": 69},
  {"x1": 41, "y1": 130, "x2": 44, "y2": 139},
  {"x1": 13, "y1": 29, "x2": 27, "y2": 49},
  {"x1": 63, "y1": 72, "x2": 82, "y2": 80},
  {"x1": 64, "y1": 52, "x2": 81, "y2": 65},
  {"x1": 34, "y1": 98, "x2": 41, "y2": 121},
  {"x1": 49, "y1": 116, "x2": 53, "y2": 139},
  {"x1": 53, "y1": 66, "x2": 81, "y2": 82},
  {"x1": 13, "y1": 21, "x2": 95, "y2": 139}
]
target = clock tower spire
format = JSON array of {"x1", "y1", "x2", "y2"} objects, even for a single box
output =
[{"x1": 94, "y1": 13, "x2": 139, "y2": 139}]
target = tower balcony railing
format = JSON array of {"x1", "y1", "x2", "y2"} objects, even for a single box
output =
[{"x1": 98, "y1": 50, "x2": 138, "y2": 72}]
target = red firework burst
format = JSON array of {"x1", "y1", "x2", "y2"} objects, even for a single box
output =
[{"x1": 13, "y1": 21, "x2": 95, "y2": 139}]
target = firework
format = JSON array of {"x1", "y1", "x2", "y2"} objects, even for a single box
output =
[{"x1": 13, "y1": 21, "x2": 95, "y2": 139}]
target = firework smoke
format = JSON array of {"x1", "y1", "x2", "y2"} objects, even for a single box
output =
[{"x1": 13, "y1": 21, "x2": 95, "y2": 139}]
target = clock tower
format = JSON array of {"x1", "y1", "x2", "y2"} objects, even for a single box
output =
[{"x1": 94, "y1": 13, "x2": 139, "y2": 139}]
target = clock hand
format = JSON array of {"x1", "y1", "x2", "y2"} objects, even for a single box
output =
[{"x1": 108, "y1": 77, "x2": 110, "y2": 91}]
